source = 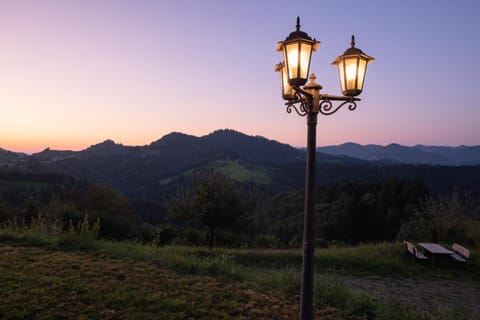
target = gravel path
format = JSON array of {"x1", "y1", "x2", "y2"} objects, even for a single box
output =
[{"x1": 341, "y1": 274, "x2": 480, "y2": 319}]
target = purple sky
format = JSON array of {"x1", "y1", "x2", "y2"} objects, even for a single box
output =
[{"x1": 1, "y1": 0, "x2": 479, "y2": 153}]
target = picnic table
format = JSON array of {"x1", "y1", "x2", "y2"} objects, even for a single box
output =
[
  {"x1": 418, "y1": 243, "x2": 454, "y2": 255},
  {"x1": 418, "y1": 243, "x2": 455, "y2": 264}
]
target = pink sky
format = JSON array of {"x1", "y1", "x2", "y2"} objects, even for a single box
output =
[{"x1": 1, "y1": 1, "x2": 479, "y2": 154}]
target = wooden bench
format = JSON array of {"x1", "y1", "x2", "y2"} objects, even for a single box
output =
[
  {"x1": 403, "y1": 241, "x2": 428, "y2": 261},
  {"x1": 450, "y1": 243, "x2": 470, "y2": 263}
]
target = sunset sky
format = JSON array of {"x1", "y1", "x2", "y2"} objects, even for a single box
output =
[{"x1": 1, "y1": 0, "x2": 479, "y2": 154}]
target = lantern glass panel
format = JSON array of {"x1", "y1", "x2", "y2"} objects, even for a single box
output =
[
  {"x1": 285, "y1": 42, "x2": 299, "y2": 80},
  {"x1": 357, "y1": 58, "x2": 367, "y2": 91},
  {"x1": 284, "y1": 40, "x2": 313, "y2": 85},
  {"x1": 281, "y1": 63, "x2": 295, "y2": 99},
  {"x1": 337, "y1": 60, "x2": 346, "y2": 93},
  {"x1": 299, "y1": 42, "x2": 313, "y2": 80},
  {"x1": 344, "y1": 57, "x2": 359, "y2": 91}
]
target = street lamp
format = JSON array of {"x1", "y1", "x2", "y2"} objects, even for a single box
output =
[
  {"x1": 276, "y1": 17, "x2": 374, "y2": 320},
  {"x1": 332, "y1": 35, "x2": 375, "y2": 97}
]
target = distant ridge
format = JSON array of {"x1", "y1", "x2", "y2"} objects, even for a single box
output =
[
  {"x1": 1, "y1": 130, "x2": 480, "y2": 166},
  {"x1": 83, "y1": 139, "x2": 129, "y2": 156},
  {"x1": 318, "y1": 142, "x2": 480, "y2": 166}
]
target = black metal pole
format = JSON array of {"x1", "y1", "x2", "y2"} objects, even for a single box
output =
[{"x1": 299, "y1": 108, "x2": 318, "y2": 320}]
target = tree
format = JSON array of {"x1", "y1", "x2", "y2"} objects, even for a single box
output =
[
  {"x1": 82, "y1": 184, "x2": 139, "y2": 239},
  {"x1": 168, "y1": 171, "x2": 243, "y2": 248}
]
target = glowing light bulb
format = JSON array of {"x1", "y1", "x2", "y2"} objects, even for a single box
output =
[{"x1": 346, "y1": 62, "x2": 357, "y2": 89}]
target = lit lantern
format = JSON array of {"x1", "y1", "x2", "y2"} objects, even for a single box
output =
[
  {"x1": 277, "y1": 17, "x2": 319, "y2": 87},
  {"x1": 275, "y1": 62, "x2": 295, "y2": 100},
  {"x1": 332, "y1": 35, "x2": 374, "y2": 97}
]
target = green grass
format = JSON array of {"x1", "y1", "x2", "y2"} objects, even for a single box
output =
[
  {"x1": 156, "y1": 160, "x2": 273, "y2": 186},
  {"x1": 2, "y1": 223, "x2": 479, "y2": 281},
  {"x1": 214, "y1": 160, "x2": 272, "y2": 184},
  {"x1": 1, "y1": 226, "x2": 479, "y2": 319},
  {"x1": 0, "y1": 246, "x2": 303, "y2": 320}
]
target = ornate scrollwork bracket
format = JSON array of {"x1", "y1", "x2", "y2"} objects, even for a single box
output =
[
  {"x1": 318, "y1": 98, "x2": 357, "y2": 116},
  {"x1": 285, "y1": 89, "x2": 359, "y2": 117},
  {"x1": 285, "y1": 89, "x2": 311, "y2": 116},
  {"x1": 286, "y1": 103, "x2": 308, "y2": 116}
]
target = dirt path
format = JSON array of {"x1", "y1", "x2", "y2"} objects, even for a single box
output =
[{"x1": 341, "y1": 274, "x2": 480, "y2": 319}]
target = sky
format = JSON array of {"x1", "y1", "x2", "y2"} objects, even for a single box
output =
[{"x1": 1, "y1": 0, "x2": 479, "y2": 154}]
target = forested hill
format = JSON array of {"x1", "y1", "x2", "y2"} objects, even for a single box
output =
[
  {"x1": 1, "y1": 129, "x2": 480, "y2": 225},
  {"x1": 3, "y1": 129, "x2": 302, "y2": 165},
  {"x1": 0, "y1": 130, "x2": 307, "y2": 201},
  {"x1": 1, "y1": 130, "x2": 479, "y2": 199}
]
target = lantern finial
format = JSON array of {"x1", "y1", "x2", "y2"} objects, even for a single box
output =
[
  {"x1": 296, "y1": 17, "x2": 300, "y2": 31},
  {"x1": 351, "y1": 35, "x2": 355, "y2": 48},
  {"x1": 304, "y1": 73, "x2": 322, "y2": 91}
]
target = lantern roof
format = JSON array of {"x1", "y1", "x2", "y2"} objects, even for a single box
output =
[
  {"x1": 285, "y1": 17, "x2": 314, "y2": 41},
  {"x1": 332, "y1": 36, "x2": 375, "y2": 64},
  {"x1": 276, "y1": 17, "x2": 319, "y2": 52}
]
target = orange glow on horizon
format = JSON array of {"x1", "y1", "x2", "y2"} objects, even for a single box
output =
[{"x1": 2, "y1": 138, "x2": 90, "y2": 154}]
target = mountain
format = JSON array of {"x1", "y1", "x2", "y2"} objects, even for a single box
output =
[
  {"x1": 0, "y1": 129, "x2": 303, "y2": 194},
  {"x1": 202, "y1": 130, "x2": 302, "y2": 165},
  {"x1": 318, "y1": 143, "x2": 480, "y2": 166},
  {"x1": 2, "y1": 130, "x2": 480, "y2": 224}
]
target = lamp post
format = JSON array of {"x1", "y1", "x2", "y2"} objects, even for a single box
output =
[{"x1": 276, "y1": 17, "x2": 374, "y2": 320}]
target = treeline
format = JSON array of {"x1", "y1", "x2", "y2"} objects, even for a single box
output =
[
  {"x1": 258, "y1": 178, "x2": 430, "y2": 245},
  {"x1": 163, "y1": 172, "x2": 480, "y2": 248},
  {"x1": 164, "y1": 175, "x2": 431, "y2": 247},
  {"x1": 272, "y1": 161, "x2": 480, "y2": 198},
  {"x1": 1, "y1": 169, "x2": 479, "y2": 248}
]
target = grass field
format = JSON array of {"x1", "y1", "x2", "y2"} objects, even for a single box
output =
[
  {"x1": 1, "y1": 227, "x2": 479, "y2": 319},
  {"x1": 214, "y1": 160, "x2": 272, "y2": 184},
  {"x1": 157, "y1": 160, "x2": 273, "y2": 187},
  {"x1": 0, "y1": 246, "x2": 308, "y2": 320}
]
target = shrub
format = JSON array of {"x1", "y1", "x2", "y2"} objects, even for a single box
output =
[
  {"x1": 254, "y1": 234, "x2": 281, "y2": 248},
  {"x1": 397, "y1": 193, "x2": 469, "y2": 243},
  {"x1": 153, "y1": 224, "x2": 176, "y2": 246}
]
